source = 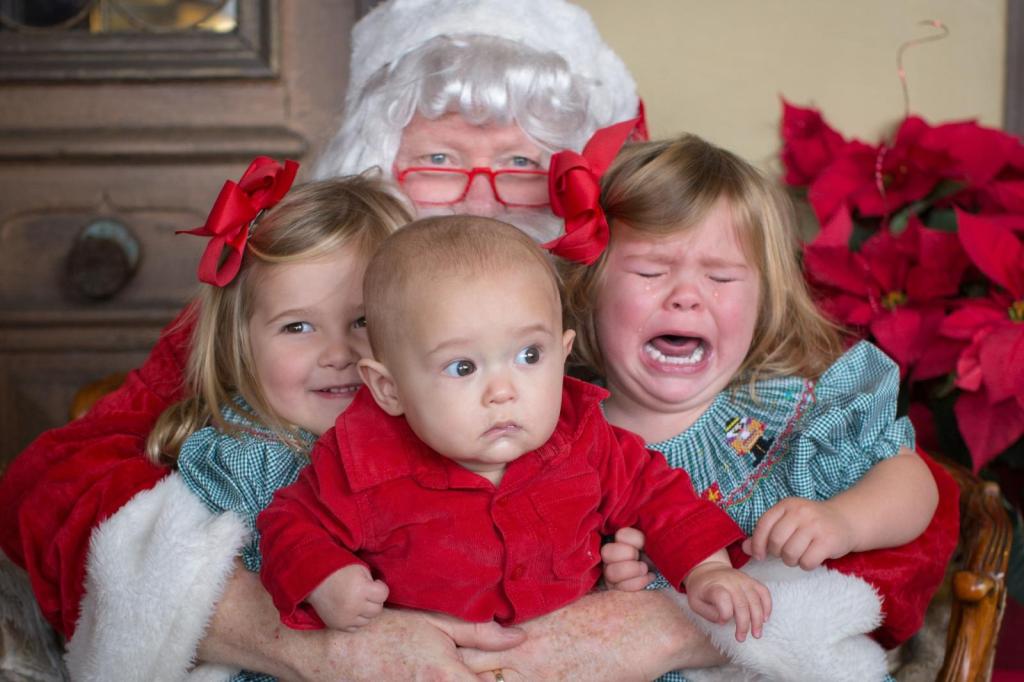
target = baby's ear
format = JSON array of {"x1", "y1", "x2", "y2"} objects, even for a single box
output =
[
  {"x1": 561, "y1": 329, "x2": 576, "y2": 361},
  {"x1": 358, "y1": 359, "x2": 404, "y2": 416}
]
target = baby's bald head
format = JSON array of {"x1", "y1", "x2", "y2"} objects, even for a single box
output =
[{"x1": 363, "y1": 215, "x2": 562, "y2": 362}]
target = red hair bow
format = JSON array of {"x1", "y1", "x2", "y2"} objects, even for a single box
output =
[
  {"x1": 179, "y1": 156, "x2": 299, "y2": 286},
  {"x1": 542, "y1": 117, "x2": 642, "y2": 265}
]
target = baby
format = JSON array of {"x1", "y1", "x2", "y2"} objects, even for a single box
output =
[{"x1": 257, "y1": 215, "x2": 771, "y2": 642}]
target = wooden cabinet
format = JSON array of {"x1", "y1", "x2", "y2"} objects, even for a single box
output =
[{"x1": 0, "y1": 1, "x2": 361, "y2": 467}]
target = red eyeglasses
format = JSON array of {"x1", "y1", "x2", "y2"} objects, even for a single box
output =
[{"x1": 395, "y1": 166, "x2": 549, "y2": 207}]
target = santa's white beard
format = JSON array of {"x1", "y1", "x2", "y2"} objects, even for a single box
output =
[{"x1": 413, "y1": 203, "x2": 564, "y2": 244}]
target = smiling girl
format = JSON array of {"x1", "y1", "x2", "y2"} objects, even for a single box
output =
[{"x1": 143, "y1": 163, "x2": 409, "y2": 680}]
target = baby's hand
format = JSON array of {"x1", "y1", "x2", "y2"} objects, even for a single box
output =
[
  {"x1": 308, "y1": 564, "x2": 389, "y2": 632},
  {"x1": 601, "y1": 527, "x2": 654, "y2": 591},
  {"x1": 742, "y1": 497, "x2": 856, "y2": 569},
  {"x1": 684, "y1": 562, "x2": 771, "y2": 642}
]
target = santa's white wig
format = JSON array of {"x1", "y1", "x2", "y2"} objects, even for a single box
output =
[{"x1": 313, "y1": 0, "x2": 639, "y2": 180}]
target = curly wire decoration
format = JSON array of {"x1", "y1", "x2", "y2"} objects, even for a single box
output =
[
  {"x1": 897, "y1": 19, "x2": 950, "y2": 119},
  {"x1": 875, "y1": 19, "x2": 950, "y2": 224},
  {"x1": 874, "y1": 145, "x2": 890, "y2": 225}
]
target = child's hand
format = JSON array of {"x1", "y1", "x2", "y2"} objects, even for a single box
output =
[
  {"x1": 684, "y1": 562, "x2": 771, "y2": 642},
  {"x1": 742, "y1": 497, "x2": 856, "y2": 569},
  {"x1": 601, "y1": 527, "x2": 654, "y2": 591},
  {"x1": 308, "y1": 564, "x2": 390, "y2": 632}
]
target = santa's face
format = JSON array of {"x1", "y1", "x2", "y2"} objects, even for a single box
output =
[{"x1": 394, "y1": 113, "x2": 563, "y2": 243}]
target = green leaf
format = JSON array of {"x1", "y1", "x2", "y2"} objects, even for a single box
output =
[
  {"x1": 961, "y1": 278, "x2": 991, "y2": 299},
  {"x1": 848, "y1": 220, "x2": 879, "y2": 253},
  {"x1": 888, "y1": 180, "x2": 965, "y2": 235},
  {"x1": 889, "y1": 205, "x2": 921, "y2": 234},
  {"x1": 930, "y1": 179, "x2": 967, "y2": 202},
  {"x1": 923, "y1": 208, "x2": 959, "y2": 233},
  {"x1": 931, "y1": 372, "x2": 958, "y2": 399}
]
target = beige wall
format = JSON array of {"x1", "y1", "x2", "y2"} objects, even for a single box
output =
[{"x1": 577, "y1": 0, "x2": 1007, "y2": 174}]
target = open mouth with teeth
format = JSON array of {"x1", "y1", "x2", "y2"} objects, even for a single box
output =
[
  {"x1": 644, "y1": 334, "x2": 708, "y2": 365},
  {"x1": 314, "y1": 384, "x2": 360, "y2": 396}
]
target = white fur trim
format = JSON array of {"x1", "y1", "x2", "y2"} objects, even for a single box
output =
[
  {"x1": 65, "y1": 473, "x2": 247, "y2": 682},
  {"x1": 678, "y1": 558, "x2": 888, "y2": 682},
  {"x1": 348, "y1": 0, "x2": 637, "y2": 126}
]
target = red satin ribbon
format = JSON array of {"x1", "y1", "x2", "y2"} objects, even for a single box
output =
[
  {"x1": 543, "y1": 117, "x2": 641, "y2": 264},
  {"x1": 178, "y1": 156, "x2": 299, "y2": 286}
]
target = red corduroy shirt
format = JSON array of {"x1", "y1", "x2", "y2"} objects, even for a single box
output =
[{"x1": 258, "y1": 377, "x2": 747, "y2": 628}]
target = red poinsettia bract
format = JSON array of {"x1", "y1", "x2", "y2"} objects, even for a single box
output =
[
  {"x1": 784, "y1": 99, "x2": 1024, "y2": 470},
  {"x1": 921, "y1": 121, "x2": 1024, "y2": 210},
  {"x1": 782, "y1": 99, "x2": 1024, "y2": 225},
  {"x1": 804, "y1": 210, "x2": 967, "y2": 378},
  {"x1": 939, "y1": 211, "x2": 1024, "y2": 470},
  {"x1": 780, "y1": 99, "x2": 850, "y2": 186}
]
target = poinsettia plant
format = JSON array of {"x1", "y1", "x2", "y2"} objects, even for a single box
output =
[{"x1": 780, "y1": 99, "x2": 1024, "y2": 483}]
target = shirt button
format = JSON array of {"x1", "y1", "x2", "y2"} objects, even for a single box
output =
[{"x1": 510, "y1": 564, "x2": 526, "y2": 580}]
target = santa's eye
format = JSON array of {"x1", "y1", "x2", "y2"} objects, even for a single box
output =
[{"x1": 508, "y1": 155, "x2": 541, "y2": 169}]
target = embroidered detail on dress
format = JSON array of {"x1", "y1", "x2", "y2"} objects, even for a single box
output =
[
  {"x1": 702, "y1": 482, "x2": 723, "y2": 503},
  {"x1": 235, "y1": 425, "x2": 284, "y2": 444},
  {"x1": 720, "y1": 379, "x2": 816, "y2": 510},
  {"x1": 723, "y1": 416, "x2": 773, "y2": 464},
  {"x1": 223, "y1": 399, "x2": 316, "y2": 451}
]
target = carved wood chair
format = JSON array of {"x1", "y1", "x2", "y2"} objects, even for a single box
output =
[
  {"x1": 933, "y1": 455, "x2": 1013, "y2": 681},
  {"x1": 2, "y1": 377, "x2": 1014, "y2": 681}
]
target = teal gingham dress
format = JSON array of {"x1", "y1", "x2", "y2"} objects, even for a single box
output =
[
  {"x1": 178, "y1": 399, "x2": 316, "y2": 682},
  {"x1": 648, "y1": 341, "x2": 913, "y2": 682}
]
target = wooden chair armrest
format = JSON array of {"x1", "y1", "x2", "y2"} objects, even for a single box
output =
[{"x1": 935, "y1": 455, "x2": 1013, "y2": 682}]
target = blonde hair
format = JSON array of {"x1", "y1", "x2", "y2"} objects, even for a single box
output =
[
  {"x1": 147, "y1": 174, "x2": 412, "y2": 465},
  {"x1": 363, "y1": 215, "x2": 560, "y2": 362},
  {"x1": 562, "y1": 134, "x2": 844, "y2": 387}
]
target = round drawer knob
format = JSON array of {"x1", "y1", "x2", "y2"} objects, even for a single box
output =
[{"x1": 65, "y1": 219, "x2": 141, "y2": 300}]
